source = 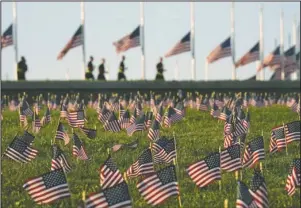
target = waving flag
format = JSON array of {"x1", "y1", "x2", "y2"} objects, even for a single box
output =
[
  {"x1": 126, "y1": 148, "x2": 154, "y2": 178},
  {"x1": 57, "y1": 25, "x2": 82, "y2": 60},
  {"x1": 98, "y1": 105, "x2": 111, "y2": 124},
  {"x1": 99, "y1": 156, "x2": 124, "y2": 189},
  {"x1": 32, "y1": 112, "x2": 42, "y2": 133},
  {"x1": 3, "y1": 137, "x2": 38, "y2": 163},
  {"x1": 257, "y1": 46, "x2": 280, "y2": 72},
  {"x1": 19, "y1": 131, "x2": 35, "y2": 146},
  {"x1": 72, "y1": 133, "x2": 89, "y2": 160},
  {"x1": 152, "y1": 137, "x2": 176, "y2": 164},
  {"x1": 60, "y1": 103, "x2": 68, "y2": 118},
  {"x1": 113, "y1": 25, "x2": 140, "y2": 54},
  {"x1": 80, "y1": 127, "x2": 96, "y2": 139},
  {"x1": 126, "y1": 113, "x2": 145, "y2": 136},
  {"x1": 165, "y1": 31, "x2": 190, "y2": 58},
  {"x1": 285, "y1": 158, "x2": 300, "y2": 196},
  {"x1": 187, "y1": 152, "x2": 221, "y2": 188},
  {"x1": 236, "y1": 181, "x2": 258, "y2": 208},
  {"x1": 55, "y1": 122, "x2": 70, "y2": 145},
  {"x1": 137, "y1": 165, "x2": 179, "y2": 206},
  {"x1": 23, "y1": 169, "x2": 71, "y2": 205},
  {"x1": 118, "y1": 109, "x2": 131, "y2": 129},
  {"x1": 148, "y1": 119, "x2": 160, "y2": 142},
  {"x1": 68, "y1": 110, "x2": 85, "y2": 128},
  {"x1": 249, "y1": 170, "x2": 269, "y2": 208},
  {"x1": 207, "y1": 36, "x2": 231, "y2": 64},
  {"x1": 243, "y1": 136, "x2": 265, "y2": 168},
  {"x1": 104, "y1": 113, "x2": 121, "y2": 132},
  {"x1": 235, "y1": 42, "x2": 259, "y2": 68},
  {"x1": 269, "y1": 125, "x2": 286, "y2": 153},
  {"x1": 1, "y1": 24, "x2": 13, "y2": 48},
  {"x1": 284, "y1": 121, "x2": 300, "y2": 144},
  {"x1": 85, "y1": 182, "x2": 132, "y2": 208},
  {"x1": 51, "y1": 145, "x2": 72, "y2": 173},
  {"x1": 220, "y1": 144, "x2": 242, "y2": 172}
]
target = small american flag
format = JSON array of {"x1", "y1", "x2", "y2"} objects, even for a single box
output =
[
  {"x1": 145, "y1": 111, "x2": 153, "y2": 129},
  {"x1": 220, "y1": 144, "x2": 242, "y2": 172},
  {"x1": 210, "y1": 102, "x2": 220, "y2": 118},
  {"x1": 285, "y1": 158, "x2": 300, "y2": 196},
  {"x1": 199, "y1": 97, "x2": 209, "y2": 111},
  {"x1": 32, "y1": 112, "x2": 42, "y2": 133},
  {"x1": 60, "y1": 103, "x2": 68, "y2": 118},
  {"x1": 165, "y1": 31, "x2": 190, "y2": 58},
  {"x1": 257, "y1": 46, "x2": 280, "y2": 72},
  {"x1": 19, "y1": 131, "x2": 35, "y2": 146},
  {"x1": 137, "y1": 165, "x2": 179, "y2": 206},
  {"x1": 118, "y1": 110, "x2": 131, "y2": 129},
  {"x1": 111, "y1": 140, "x2": 138, "y2": 153},
  {"x1": 126, "y1": 148, "x2": 155, "y2": 178},
  {"x1": 3, "y1": 137, "x2": 38, "y2": 163},
  {"x1": 129, "y1": 108, "x2": 137, "y2": 124},
  {"x1": 85, "y1": 182, "x2": 132, "y2": 208},
  {"x1": 152, "y1": 137, "x2": 176, "y2": 164},
  {"x1": 164, "y1": 106, "x2": 183, "y2": 127},
  {"x1": 23, "y1": 169, "x2": 71, "y2": 205},
  {"x1": 113, "y1": 25, "x2": 140, "y2": 54},
  {"x1": 186, "y1": 152, "x2": 221, "y2": 188},
  {"x1": 72, "y1": 133, "x2": 89, "y2": 160},
  {"x1": 19, "y1": 109, "x2": 28, "y2": 127},
  {"x1": 219, "y1": 106, "x2": 232, "y2": 121},
  {"x1": 98, "y1": 105, "x2": 111, "y2": 124},
  {"x1": 55, "y1": 122, "x2": 70, "y2": 145},
  {"x1": 119, "y1": 102, "x2": 125, "y2": 119},
  {"x1": 235, "y1": 42, "x2": 259, "y2": 68},
  {"x1": 57, "y1": 25, "x2": 82, "y2": 60},
  {"x1": 99, "y1": 156, "x2": 124, "y2": 189},
  {"x1": 284, "y1": 121, "x2": 300, "y2": 144},
  {"x1": 126, "y1": 114, "x2": 145, "y2": 136},
  {"x1": 41, "y1": 107, "x2": 51, "y2": 126},
  {"x1": 236, "y1": 181, "x2": 258, "y2": 208},
  {"x1": 80, "y1": 127, "x2": 96, "y2": 139},
  {"x1": 104, "y1": 113, "x2": 121, "y2": 132},
  {"x1": 1, "y1": 24, "x2": 13, "y2": 48},
  {"x1": 68, "y1": 110, "x2": 85, "y2": 128},
  {"x1": 148, "y1": 119, "x2": 160, "y2": 142},
  {"x1": 269, "y1": 126, "x2": 286, "y2": 153},
  {"x1": 207, "y1": 36, "x2": 232, "y2": 64},
  {"x1": 20, "y1": 99, "x2": 33, "y2": 116},
  {"x1": 51, "y1": 145, "x2": 72, "y2": 173},
  {"x1": 243, "y1": 136, "x2": 265, "y2": 168},
  {"x1": 249, "y1": 170, "x2": 269, "y2": 208},
  {"x1": 155, "y1": 104, "x2": 164, "y2": 123}
]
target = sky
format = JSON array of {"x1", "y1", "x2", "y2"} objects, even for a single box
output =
[{"x1": 1, "y1": 2, "x2": 300, "y2": 81}]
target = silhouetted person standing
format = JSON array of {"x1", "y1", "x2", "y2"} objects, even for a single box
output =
[
  {"x1": 155, "y1": 57, "x2": 165, "y2": 81},
  {"x1": 85, "y1": 56, "x2": 95, "y2": 80},
  {"x1": 98, "y1": 58, "x2": 107, "y2": 81},
  {"x1": 17, "y1": 56, "x2": 28, "y2": 81},
  {"x1": 118, "y1": 55, "x2": 127, "y2": 81}
]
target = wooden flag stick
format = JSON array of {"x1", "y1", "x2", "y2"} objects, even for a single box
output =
[
  {"x1": 173, "y1": 159, "x2": 182, "y2": 208},
  {"x1": 224, "y1": 199, "x2": 228, "y2": 208},
  {"x1": 173, "y1": 131, "x2": 178, "y2": 165},
  {"x1": 219, "y1": 146, "x2": 222, "y2": 191}
]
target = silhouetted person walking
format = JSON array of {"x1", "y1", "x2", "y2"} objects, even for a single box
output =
[
  {"x1": 85, "y1": 56, "x2": 95, "y2": 80},
  {"x1": 155, "y1": 57, "x2": 165, "y2": 81},
  {"x1": 118, "y1": 55, "x2": 127, "y2": 81},
  {"x1": 98, "y1": 58, "x2": 108, "y2": 81},
  {"x1": 17, "y1": 56, "x2": 28, "y2": 81}
]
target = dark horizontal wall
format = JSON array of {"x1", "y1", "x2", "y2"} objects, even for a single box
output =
[{"x1": 1, "y1": 80, "x2": 300, "y2": 99}]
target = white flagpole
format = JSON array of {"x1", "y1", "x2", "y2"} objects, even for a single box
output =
[
  {"x1": 259, "y1": 3, "x2": 264, "y2": 81},
  {"x1": 190, "y1": 1, "x2": 196, "y2": 80},
  {"x1": 297, "y1": 23, "x2": 300, "y2": 80},
  {"x1": 291, "y1": 16, "x2": 297, "y2": 80},
  {"x1": 280, "y1": 9, "x2": 285, "y2": 80},
  {"x1": 140, "y1": 2, "x2": 145, "y2": 80},
  {"x1": 231, "y1": 2, "x2": 236, "y2": 80},
  {"x1": 80, "y1": 1, "x2": 86, "y2": 80},
  {"x1": 12, "y1": 1, "x2": 18, "y2": 81}
]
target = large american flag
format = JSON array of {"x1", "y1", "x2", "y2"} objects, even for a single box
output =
[
  {"x1": 51, "y1": 145, "x2": 72, "y2": 173},
  {"x1": 235, "y1": 42, "x2": 259, "y2": 68},
  {"x1": 220, "y1": 144, "x2": 242, "y2": 172},
  {"x1": 147, "y1": 119, "x2": 160, "y2": 142},
  {"x1": 55, "y1": 122, "x2": 70, "y2": 145},
  {"x1": 72, "y1": 133, "x2": 89, "y2": 160},
  {"x1": 243, "y1": 136, "x2": 265, "y2": 168},
  {"x1": 284, "y1": 121, "x2": 300, "y2": 144},
  {"x1": 126, "y1": 148, "x2": 155, "y2": 178},
  {"x1": 152, "y1": 137, "x2": 176, "y2": 164},
  {"x1": 23, "y1": 169, "x2": 71, "y2": 205},
  {"x1": 285, "y1": 158, "x2": 300, "y2": 196},
  {"x1": 68, "y1": 110, "x2": 85, "y2": 128},
  {"x1": 104, "y1": 113, "x2": 121, "y2": 132},
  {"x1": 113, "y1": 25, "x2": 140, "y2": 54},
  {"x1": 186, "y1": 152, "x2": 221, "y2": 188},
  {"x1": 207, "y1": 36, "x2": 232, "y2": 64},
  {"x1": 85, "y1": 182, "x2": 132, "y2": 208},
  {"x1": 236, "y1": 181, "x2": 258, "y2": 208},
  {"x1": 165, "y1": 31, "x2": 191, "y2": 58},
  {"x1": 257, "y1": 46, "x2": 280, "y2": 72},
  {"x1": 269, "y1": 125, "x2": 286, "y2": 153},
  {"x1": 99, "y1": 156, "x2": 124, "y2": 189},
  {"x1": 3, "y1": 137, "x2": 38, "y2": 163},
  {"x1": 137, "y1": 165, "x2": 179, "y2": 206},
  {"x1": 1, "y1": 23, "x2": 13, "y2": 48},
  {"x1": 57, "y1": 25, "x2": 82, "y2": 60},
  {"x1": 249, "y1": 170, "x2": 269, "y2": 208}
]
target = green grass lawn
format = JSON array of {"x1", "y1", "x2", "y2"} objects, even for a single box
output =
[{"x1": 1, "y1": 106, "x2": 300, "y2": 208}]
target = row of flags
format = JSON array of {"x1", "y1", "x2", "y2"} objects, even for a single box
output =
[
  {"x1": 2, "y1": 21, "x2": 299, "y2": 80},
  {"x1": 1, "y1": 91, "x2": 300, "y2": 207}
]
